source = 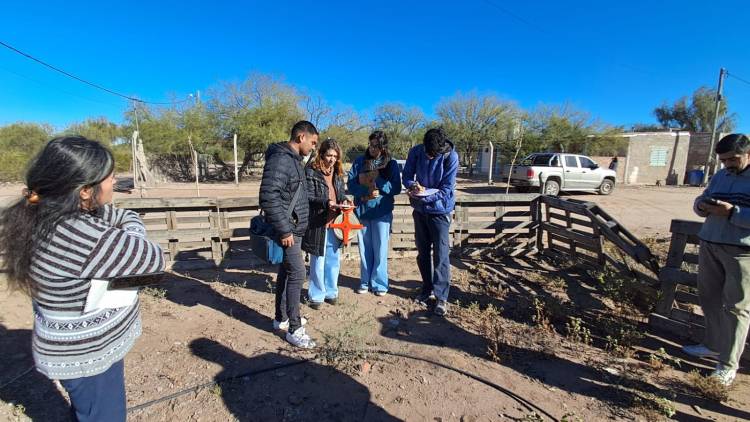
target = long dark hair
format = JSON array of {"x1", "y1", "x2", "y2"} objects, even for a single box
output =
[{"x1": 0, "y1": 136, "x2": 114, "y2": 294}]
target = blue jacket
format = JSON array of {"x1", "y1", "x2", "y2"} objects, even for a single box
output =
[
  {"x1": 347, "y1": 157, "x2": 402, "y2": 220},
  {"x1": 694, "y1": 166, "x2": 750, "y2": 247},
  {"x1": 401, "y1": 141, "x2": 459, "y2": 215}
]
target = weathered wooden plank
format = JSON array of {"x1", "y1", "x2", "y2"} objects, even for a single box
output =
[
  {"x1": 675, "y1": 289, "x2": 699, "y2": 306},
  {"x1": 665, "y1": 232, "x2": 688, "y2": 268},
  {"x1": 540, "y1": 222, "x2": 599, "y2": 248},
  {"x1": 116, "y1": 197, "x2": 218, "y2": 209},
  {"x1": 548, "y1": 213, "x2": 595, "y2": 229},
  {"x1": 670, "y1": 219, "x2": 702, "y2": 236},
  {"x1": 659, "y1": 267, "x2": 698, "y2": 288},
  {"x1": 683, "y1": 252, "x2": 699, "y2": 266}
]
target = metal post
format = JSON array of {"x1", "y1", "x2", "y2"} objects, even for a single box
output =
[
  {"x1": 130, "y1": 130, "x2": 139, "y2": 192},
  {"x1": 487, "y1": 142, "x2": 494, "y2": 185},
  {"x1": 702, "y1": 68, "x2": 726, "y2": 185},
  {"x1": 233, "y1": 133, "x2": 239, "y2": 187}
]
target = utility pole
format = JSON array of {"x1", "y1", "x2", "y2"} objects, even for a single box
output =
[
  {"x1": 132, "y1": 100, "x2": 141, "y2": 193},
  {"x1": 702, "y1": 68, "x2": 726, "y2": 185}
]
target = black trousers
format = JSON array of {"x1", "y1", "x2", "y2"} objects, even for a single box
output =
[{"x1": 275, "y1": 236, "x2": 305, "y2": 332}]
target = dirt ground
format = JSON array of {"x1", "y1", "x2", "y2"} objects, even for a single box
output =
[{"x1": 2, "y1": 180, "x2": 748, "y2": 422}]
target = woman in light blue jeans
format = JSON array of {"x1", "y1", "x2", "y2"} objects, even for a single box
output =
[
  {"x1": 347, "y1": 131, "x2": 402, "y2": 296},
  {"x1": 303, "y1": 139, "x2": 348, "y2": 309}
]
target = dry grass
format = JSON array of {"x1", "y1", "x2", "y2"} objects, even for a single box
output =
[{"x1": 686, "y1": 370, "x2": 731, "y2": 402}]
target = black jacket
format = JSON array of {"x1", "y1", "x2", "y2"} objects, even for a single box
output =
[
  {"x1": 259, "y1": 142, "x2": 309, "y2": 241},
  {"x1": 302, "y1": 167, "x2": 346, "y2": 256}
]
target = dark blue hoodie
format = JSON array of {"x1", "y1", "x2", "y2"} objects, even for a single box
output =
[{"x1": 401, "y1": 141, "x2": 459, "y2": 215}]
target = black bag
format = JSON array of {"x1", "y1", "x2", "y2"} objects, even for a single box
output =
[{"x1": 250, "y1": 181, "x2": 303, "y2": 239}]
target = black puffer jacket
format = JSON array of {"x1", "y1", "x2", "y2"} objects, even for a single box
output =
[
  {"x1": 259, "y1": 142, "x2": 309, "y2": 241},
  {"x1": 302, "y1": 167, "x2": 346, "y2": 256}
]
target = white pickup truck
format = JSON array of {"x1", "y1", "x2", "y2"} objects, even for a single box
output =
[{"x1": 509, "y1": 153, "x2": 616, "y2": 196}]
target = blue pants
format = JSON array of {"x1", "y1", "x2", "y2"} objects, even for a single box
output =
[
  {"x1": 357, "y1": 214, "x2": 393, "y2": 293},
  {"x1": 413, "y1": 210, "x2": 452, "y2": 301},
  {"x1": 308, "y1": 228, "x2": 342, "y2": 303},
  {"x1": 60, "y1": 359, "x2": 126, "y2": 422}
]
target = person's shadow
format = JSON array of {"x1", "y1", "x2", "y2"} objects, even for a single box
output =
[
  {"x1": 0, "y1": 324, "x2": 73, "y2": 421},
  {"x1": 189, "y1": 338, "x2": 399, "y2": 422},
  {"x1": 158, "y1": 272, "x2": 274, "y2": 333}
]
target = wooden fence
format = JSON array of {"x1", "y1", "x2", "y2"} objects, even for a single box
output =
[
  {"x1": 535, "y1": 196, "x2": 660, "y2": 276},
  {"x1": 114, "y1": 193, "x2": 540, "y2": 268},
  {"x1": 650, "y1": 219, "x2": 750, "y2": 360}
]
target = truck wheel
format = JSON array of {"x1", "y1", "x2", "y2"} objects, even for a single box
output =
[
  {"x1": 599, "y1": 179, "x2": 615, "y2": 195},
  {"x1": 543, "y1": 179, "x2": 560, "y2": 196}
]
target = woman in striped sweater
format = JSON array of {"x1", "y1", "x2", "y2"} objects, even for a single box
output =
[{"x1": 0, "y1": 137, "x2": 165, "y2": 422}]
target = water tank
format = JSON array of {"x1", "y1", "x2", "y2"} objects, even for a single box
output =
[{"x1": 687, "y1": 169, "x2": 704, "y2": 186}]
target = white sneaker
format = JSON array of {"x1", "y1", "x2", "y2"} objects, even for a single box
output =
[
  {"x1": 273, "y1": 317, "x2": 307, "y2": 331},
  {"x1": 374, "y1": 291, "x2": 387, "y2": 297},
  {"x1": 286, "y1": 327, "x2": 316, "y2": 349},
  {"x1": 682, "y1": 344, "x2": 719, "y2": 359},
  {"x1": 711, "y1": 364, "x2": 737, "y2": 386},
  {"x1": 356, "y1": 287, "x2": 369, "y2": 294}
]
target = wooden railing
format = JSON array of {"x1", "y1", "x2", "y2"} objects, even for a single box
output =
[
  {"x1": 649, "y1": 219, "x2": 750, "y2": 360},
  {"x1": 114, "y1": 193, "x2": 540, "y2": 267},
  {"x1": 535, "y1": 196, "x2": 660, "y2": 277}
]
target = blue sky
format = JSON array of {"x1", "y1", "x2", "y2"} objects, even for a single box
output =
[{"x1": 1, "y1": 0, "x2": 748, "y2": 131}]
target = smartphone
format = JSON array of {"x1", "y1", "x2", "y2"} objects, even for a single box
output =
[
  {"x1": 702, "y1": 197, "x2": 720, "y2": 206},
  {"x1": 109, "y1": 272, "x2": 165, "y2": 289}
]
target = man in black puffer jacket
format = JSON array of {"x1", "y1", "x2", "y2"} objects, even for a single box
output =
[{"x1": 260, "y1": 120, "x2": 318, "y2": 348}]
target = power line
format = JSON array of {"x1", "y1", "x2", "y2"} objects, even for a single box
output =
[
  {"x1": 727, "y1": 71, "x2": 750, "y2": 87},
  {"x1": 0, "y1": 64, "x2": 121, "y2": 109},
  {"x1": 0, "y1": 39, "x2": 190, "y2": 105}
]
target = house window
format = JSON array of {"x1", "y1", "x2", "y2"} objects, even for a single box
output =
[{"x1": 650, "y1": 148, "x2": 668, "y2": 167}]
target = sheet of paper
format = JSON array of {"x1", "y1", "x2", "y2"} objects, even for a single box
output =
[
  {"x1": 83, "y1": 279, "x2": 138, "y2": 313},
  {"x1": 413, "y1": 188, "x2": 439, "y2": 197}
]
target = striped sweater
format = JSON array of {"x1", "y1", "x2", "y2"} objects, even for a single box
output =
[
  {"x1": 30, "y1": 204, "x2": 164, "y2": 380},
  {"x1": 694, "y1": 166, "x2": 750, "y2": 247}
]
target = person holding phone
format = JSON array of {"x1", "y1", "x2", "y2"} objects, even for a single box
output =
[
  {"x1": 0, "y1": 137, "x2": 165, "y2": 422},
  {"x1": 683, "y1": 133, "x2": 750, "y2": 386},
  {"x1": 348, "y1": 130, "x2": 402, "y2": 296},
  {"x1": 303, "y1": 138, "x2": 350, "y2": 309}
]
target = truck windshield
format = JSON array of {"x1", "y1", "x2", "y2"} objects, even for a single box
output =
[{"x1": 521, "y1": 154, "x2": 554, "y2": 166}]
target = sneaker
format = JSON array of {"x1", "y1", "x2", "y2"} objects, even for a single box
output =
[
  {"x1": 273, "y1": 317, "x2": 307, "y2": 331},
  {"x1": 414, "y1": 293, "x2": 431, "y2": 306},
  {"x1": 374, "y1": 291, "x2": 387, "y2": 297},
  {"x1": 286, "y1": 327, "x2": 316, "y2": 349},
  {"x1": 308, "y1": 302, "x2": 322, "y2": 310},
  {"x1": 324, "y1": 297, "x2": 338, "y2": 305},
  {"x1": 356, "y1": 287, "x2": 369, "y2": 294},
  {"x1": 434, "y1": 300, "x2": 448, "y2": 316},
  {"x1": 682, "y1": 344, "x2": 719, "y2": 359},
  {"x1": 711, "y1": 364, "x2": 737, "y2": 386}
]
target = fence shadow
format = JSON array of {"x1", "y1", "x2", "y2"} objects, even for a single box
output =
[{"x1": 189, "y1": 338, "x2": 399, "y2": 421}]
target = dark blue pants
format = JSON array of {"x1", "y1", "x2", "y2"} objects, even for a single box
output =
[
  {"x1": 413, "y1": 210, "x2": 452, "y2": 301},
  {"x1": 60, "y1": 359, "x2": 126, "y2": 422}
]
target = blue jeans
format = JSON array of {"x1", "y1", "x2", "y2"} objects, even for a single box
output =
[
  {"x1": 308, "y1": 228, "x2": 342, "y2": 303},
  {"x1": 60, "y1": 359, "x2": 126, "y2": 422},
  {"x1": 357, "y1": 214, "x2": 393, "y2": 293},
  {"x1": 413, "y1": 210, "x2": 452, "y2": 301}
]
